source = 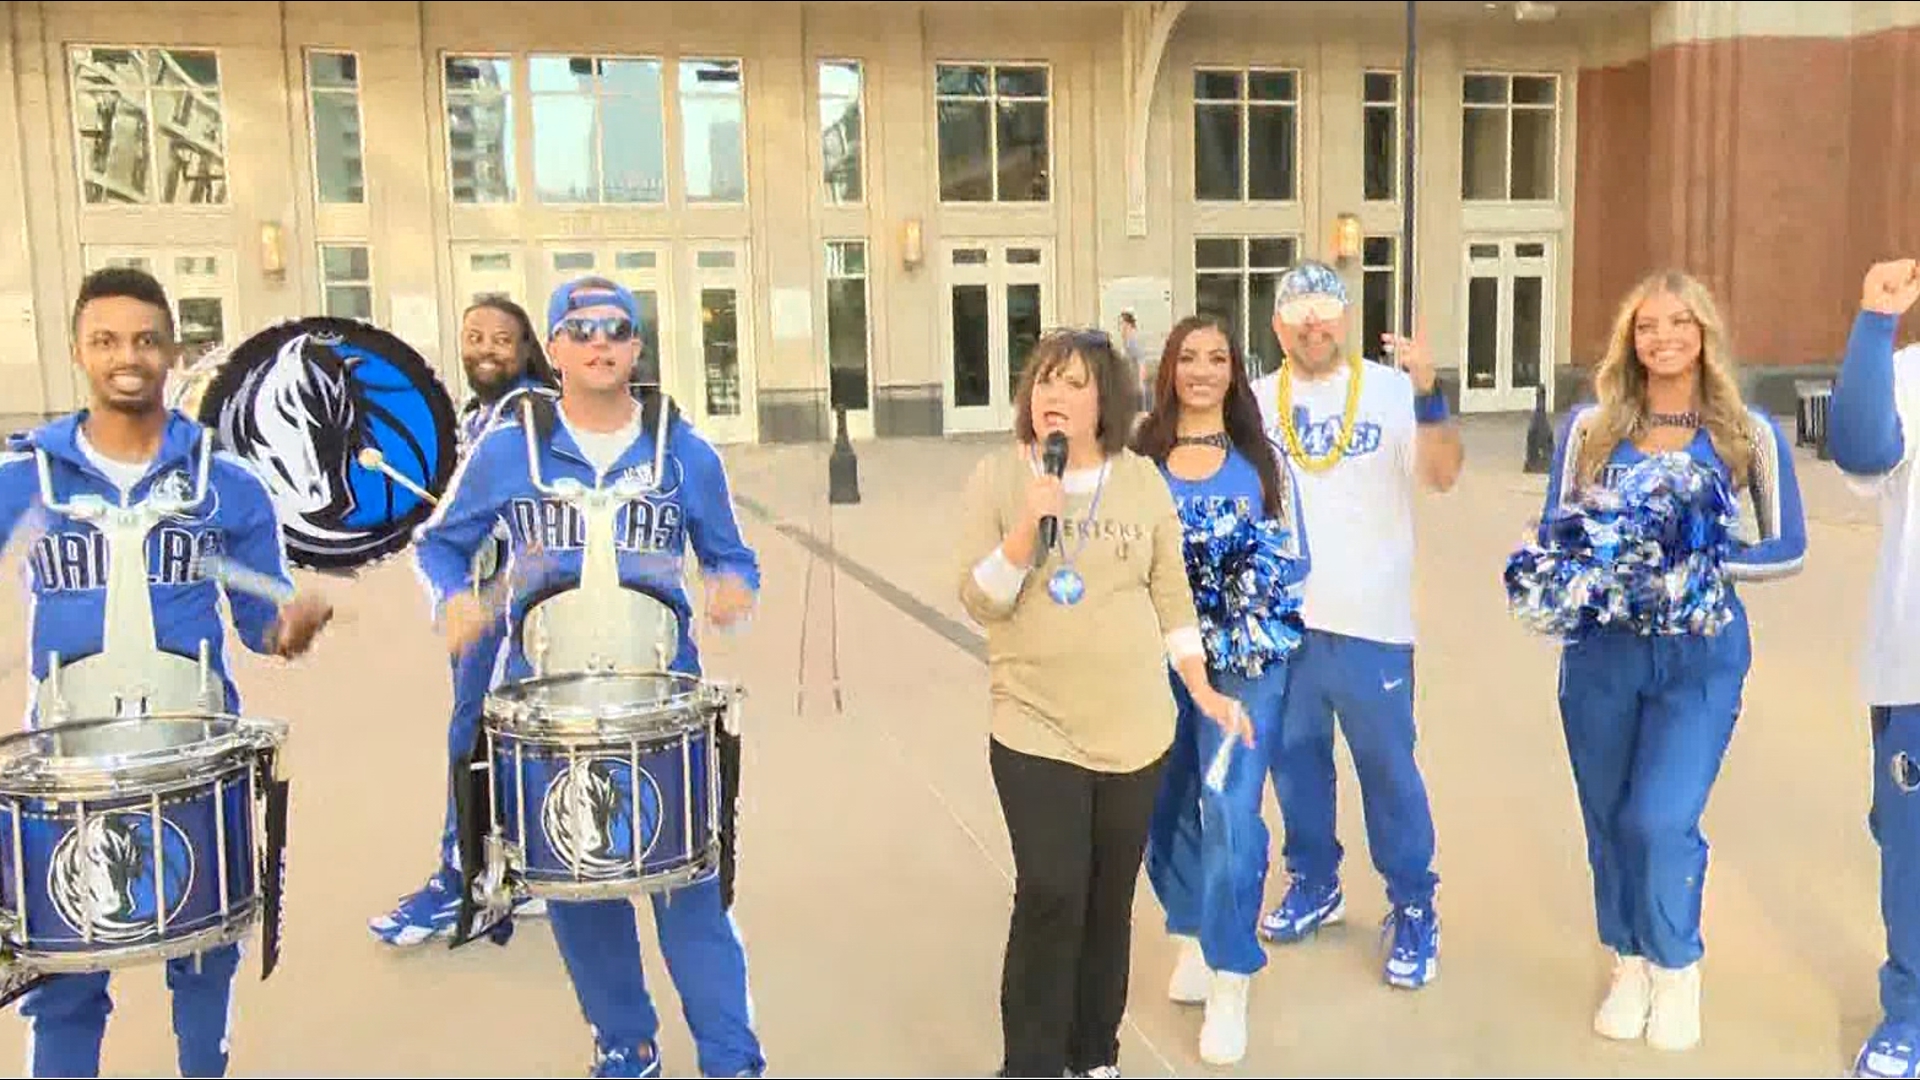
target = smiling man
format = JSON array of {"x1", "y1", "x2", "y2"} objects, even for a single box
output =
[
  {"x1": 0, "y1": 265, "x2": 333, "y2": 1078},
  {"x1": 1247, "y1": 259, "x2": 1463, "y2": 992},
  {"x1": 412, "y1": 275, "x2": 764, "y2": 1078},
  {"x1": 370, "y1": 294, "x2": 560, "y2": 949}
]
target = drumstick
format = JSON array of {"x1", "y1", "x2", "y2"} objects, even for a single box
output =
[
  {"x1": 196, "y1": 554, "x2": 356, "y2": 626},
  {"x1": 356, "y1": 448, "x2": 438, "y2": 506}
]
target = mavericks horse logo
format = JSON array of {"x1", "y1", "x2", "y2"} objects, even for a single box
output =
[
  {"x1": 538, "y1": 757, "x2": 664, "y2": 877},
  {"x1": 48, "y1": 811, "x2": 195, "y2": 944},
  {"x1": 196, "y1": 317, "x2": 460, "y2": 573}
]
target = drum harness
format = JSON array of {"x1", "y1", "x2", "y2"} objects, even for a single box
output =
[{"x1": 29, "y1": 433, "x2": 227, "y2": 725}]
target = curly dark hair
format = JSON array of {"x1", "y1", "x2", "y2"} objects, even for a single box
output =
[{"x1": 462, "y1": 295, "x2": 557, "y2": 390}]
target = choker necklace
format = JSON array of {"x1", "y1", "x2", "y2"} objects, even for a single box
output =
[
  {"x1": 1173, "y1": 431, "x2": 1231, "y2": 449},
  {"x1": 1645, "y1": 410, "x2": 1701, "y2": 429}
]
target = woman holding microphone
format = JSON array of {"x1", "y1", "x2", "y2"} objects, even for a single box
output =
[{"x1": 955, "y1": 328, "x2": 1248, "y2": 1079}]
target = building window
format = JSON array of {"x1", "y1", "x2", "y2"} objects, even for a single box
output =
[
  {"x1": 1361, "y1": 235, "x2": 1398, "y2": 358},
  {"x1": 69, "y1": 47, "x2": 227, "y2": 205},
  {"x1": 1363, "y1": 71, "x2": 1399, "y2": 203},
  {"x1": 445, "y1": 56, "x2": 515, "y2": 204},
  {"x1": 319, "y1": 244, "x2": 373, "y2": 321},
  {"x1": 1193, "y1": 67, "x2": 1298, "y2": 203},
  {"x1": 825, "y1": 240, "x2": 870, "y2": 412},
  {"x1": 1461, "y1": 72, "x2": 1558, "y2": 202},
  {"x1": 820, "y1": 60, "x2": 864, "y2": 205},
  {"x1": 935, "y1": 62, "x2": 1050, "y2": 203},
  {"x1": 306, "y1": 51, "x2": 365, "y2": 205},
  {"x1": 681, "y1": 59, "x2": 746, "y2": 204},
  {"x1": 528, "y1": 55, "x2": 664, "y2": 205},
  {"x1": 1194, "y1": 236, "x2": 1296, "y2": 377}
]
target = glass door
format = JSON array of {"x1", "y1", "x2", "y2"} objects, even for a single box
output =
[
  {"x1": 1460, "y1": 237, "x2": 1553, "y2": 413},
  {"x1": 940, "y1": 238, "x2": 1053, "y2": 434}
]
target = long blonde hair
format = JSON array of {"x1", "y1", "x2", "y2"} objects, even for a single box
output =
[{"x1": 1573, "y1": 269, "x2": 1755, "y2": 489}]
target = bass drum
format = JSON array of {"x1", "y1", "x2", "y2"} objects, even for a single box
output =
[{"x1": 190, "y1": 317, "x2": 462, "y2": 574}]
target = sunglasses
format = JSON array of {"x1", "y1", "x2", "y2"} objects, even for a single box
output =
[
  {"x1": 1276, "y1": 296, "x2": 1347, "y2": 326},
  {"x1": 551, "y1": 314, "x2": 637, "y2": 343}
]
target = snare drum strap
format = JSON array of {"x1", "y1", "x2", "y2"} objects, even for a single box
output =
[
  {"x1": 0, "y1": 961, "x2": 47, "y2": 1010},
  {"x1": 259, "y1": 747, "x2": 290, "y2": 982}
]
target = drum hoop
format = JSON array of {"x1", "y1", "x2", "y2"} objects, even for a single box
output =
[
  {"x1": 0, "y1": 712, "x2": 287, "y2": 797},
  {"x1": 482, "y1": 668, "x2": 723, "y2": 737}
]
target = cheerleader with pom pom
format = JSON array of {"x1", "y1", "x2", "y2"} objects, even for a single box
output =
[
  {"x1": 1530, "y1": 270, "x2": 1805, "y2": 1053},
  {"x1": 1133, "y1": 315, "x2": 1309, "y2": 1066}
]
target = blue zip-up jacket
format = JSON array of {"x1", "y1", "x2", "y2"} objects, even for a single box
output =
[
  {"x1": 1538, "y1": 401, "x2": 1807, "y2": 583},
  {"x1": 1828, "y1": 309, "x2": 1906, "y2": 477},
  {"x1": 412, "y1": 397, "x2": 760, "y2": 681},
  {"x1": 459, "y1": 376, "x2": 557, "y2": 455},
  {"x1": 0, "y1": 410, "x2": 296, "y2": 719}
]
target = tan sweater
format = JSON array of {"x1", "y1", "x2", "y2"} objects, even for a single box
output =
[{"x1": 955, "y1": 442, "x2": 1203, "y2": 774}]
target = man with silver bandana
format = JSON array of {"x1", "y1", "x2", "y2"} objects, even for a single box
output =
[
  {"x1": 369, "y1": 295, "x2": 560, "y2": 947},
  {"x1": 1247, "y1": 260, "x2": 1463, "y2": 991},
  {"x1": 413, "y1": 276, "x2": 764, "y2": 1078},
  {"x1": 0, "y1": 267, "x2": 333, "y2": 1078}
]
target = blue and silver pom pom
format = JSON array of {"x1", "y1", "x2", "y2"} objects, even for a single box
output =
[
  {"x1": 1504, "y1": 451, "x2": 1739, "y2": 639},
  {"x1": 1180, "y1": 497, "x2": 1309, "y2": 678}
]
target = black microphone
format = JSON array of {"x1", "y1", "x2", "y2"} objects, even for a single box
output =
[{"x1": 1038, "y1": 431, "x2": 1068, "y2": 557}]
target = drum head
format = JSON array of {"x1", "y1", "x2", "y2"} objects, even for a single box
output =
[
  {"x1": 0, "y1": 715, "x2": 281, "y2": 796},
  {"x1": 485, "y1": 670, "x2": 708, "y2": 735},
  {"x1": 194, "y1": 317, "x2": 460, "y2": 573}
]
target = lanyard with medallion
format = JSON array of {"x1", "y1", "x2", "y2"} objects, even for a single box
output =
[{"x1": 1034, "y1": 451, "x2": 1110, "y2": 606}]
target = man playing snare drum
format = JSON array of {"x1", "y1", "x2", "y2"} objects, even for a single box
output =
[
  {"x1": 413, "y1": 275, "x2": 764, "y2": 1079},
  {"x1": 0, "y1": 266, "x2": 333, "y2": 1078}
]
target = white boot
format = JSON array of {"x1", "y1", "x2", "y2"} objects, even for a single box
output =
[
  {"x1": 1592, "y1": 952, "x2": 1652, "y2": 1041},
  {"x1": 1167, "y1": 934, "x2": 1211, "y2": 1004},
  {"x1": 1645, "y1": 961, "x2": 1702, "y2": 1051},
  {"x1": 1199, "y1": 971, "x2": 1251, "y2": 1065}
]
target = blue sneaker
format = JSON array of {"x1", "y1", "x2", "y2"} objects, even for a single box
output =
[
  {"x1": 1380, "y1": 903, "x2": 1439, "y2": 989},
  {"x1": 368, "y1": 864, "x2": 463, "y2": 947},
  {"x1": 591, "y1": 1042, "x2": 662, "y2": 1078},
  {"x1": 1259, "y1": 877, "x2": 1344, "y2": 944},
  {"x1": 1856, "y1": 1019, "x2": 1920, "y2": 1078}
]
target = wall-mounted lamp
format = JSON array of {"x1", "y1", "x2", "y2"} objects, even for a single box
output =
[
  {"x1": 259, "y1": 222, "x2": 286, "y2": 279},
  {"x1": 1330, "y1": 213, "x2": 1363, "y2": 266},
  {"x1": 900, "y1": 217, "x2": 924, "y2": 270}
]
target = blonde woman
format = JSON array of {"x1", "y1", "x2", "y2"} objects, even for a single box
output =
[{"x1": 1536, "y1": 270, "x2": 1806, "y2": 1051}]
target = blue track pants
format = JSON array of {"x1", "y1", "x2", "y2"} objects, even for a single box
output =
[
  {"x1": 1145, "y1": 662, "x2": 1291, "y2": 975},
  {"x1": 18, "y1": 942, "x2": 242, "y2": 1077},
  {"x1": 1555, "y1": 610, "x2": 1751, "y2": 969},
  {"x1": 1269, "y1": 629, "x2": 1439, "y2": 907}
]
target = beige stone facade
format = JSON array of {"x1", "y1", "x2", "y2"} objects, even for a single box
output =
[{"x1": 2, "y1": 1, "x2": 1914, "y2": 444}]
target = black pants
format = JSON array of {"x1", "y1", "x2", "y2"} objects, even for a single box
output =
[{"x1": 990, "y1": 738, "x2": 1167, "y2": 1077}]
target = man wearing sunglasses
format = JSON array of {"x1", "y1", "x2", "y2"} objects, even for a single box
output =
[
  {"x1": 412, "y1": 275, "x2": 765, "y2": 1078},
  {"x1": 1248, "y1": 260, "x2": 1463, "y2": 993}
]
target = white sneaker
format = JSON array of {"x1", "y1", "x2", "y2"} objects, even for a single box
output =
[
  {"x1": 1168, "y1": 934, "x2": 1211, "y2": 1005},
  {"x1": 1199, "y1": 971, "x2": 1251, "y2": 1065},
  {"x1": 1645, "y1": 961, "x2": 1701, "y2": 1051},
  {"x1": 1593, "y1": 953, "x2": 1652, "y2": 1041}
]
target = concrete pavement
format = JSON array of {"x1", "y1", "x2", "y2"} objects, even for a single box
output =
[{"x1": 0, "y1": 413, "x2": 1892, "y2": 1077}]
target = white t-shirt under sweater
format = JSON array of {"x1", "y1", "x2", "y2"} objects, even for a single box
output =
[
  {"x1": 1249, "y1": 358, "x2": 1420, "y2": 646},
  {"x1": 1845, "y1": 343, "x2": 1920, "y2": 706},
  {"x1": 563, "y1": 407, "x2": 644, "y2": 477},
  {"x1": 76, "y1": 429, "x2": 153, "y2": 497}
]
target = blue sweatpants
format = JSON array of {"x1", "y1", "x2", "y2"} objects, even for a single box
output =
[
  {"x1": 1145, "y1": 662, "x2": 1291, "y2": 975},
  {"x1": 1555, "y1": 610, "x2": 1751, "y2": 969},
  {"x1": 440, "y1": 623, "x2": 505, "y2": 871},
  {"x1": 1871, "y1": 704, "x2": 1920, "y2": 1027},
  {"x1": 18, "y1": 942, "x2": 242, "y2": 1077},
  {"x1": 1269, "y1": 629, "x2": 1438, "y2": 907},
  {"x1": 547, "y1": 875, "x2": 764, "y2": 1077}
]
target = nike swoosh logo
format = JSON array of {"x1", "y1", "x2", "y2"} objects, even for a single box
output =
[{"x1": 1383, "y1": 678, "x2": 1404, "y2": 691}]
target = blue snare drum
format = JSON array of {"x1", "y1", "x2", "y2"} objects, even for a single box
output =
[
  {"x1": 481, "y1": 671, "x2": 735, "y2": 902},
  {"x1": 0, "y1": 714, "x2": 286, "y2": 975}
]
